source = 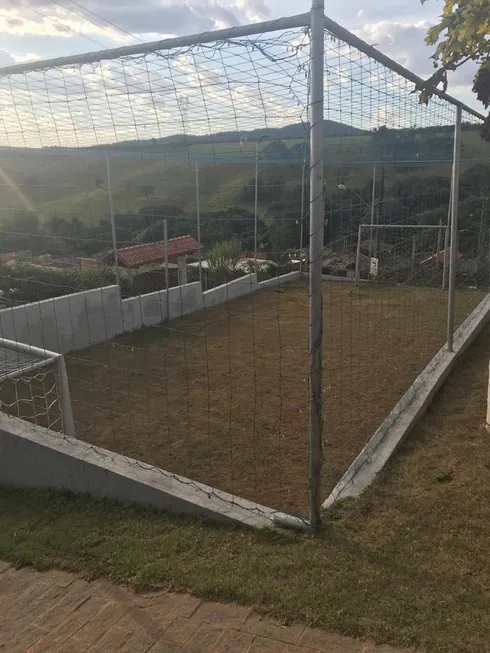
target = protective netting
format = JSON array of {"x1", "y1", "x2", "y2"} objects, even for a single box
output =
[
  {"x1": 0, "y1": 15, "x2": 488, "y2": 522},
  {"x1": 0, "y1": 346, "x2": 61, "y2": 429}
]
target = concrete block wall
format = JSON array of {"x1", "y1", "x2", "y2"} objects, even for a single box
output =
[
  {"x1": 0, "y1": 273, "x2": 295, "y2": 350},
  {"x1": 258, "y1": 270, "x2": 301, "y2": 289},
  {"x1": 203, "y1": 274, "x2": 257, "y2": 308},
  {"x1": 0, "y1": 286, "x2": 123, "y2": 354},
  {"x1": 121, "y1": 282, "x2": 203, "y2": 333}
]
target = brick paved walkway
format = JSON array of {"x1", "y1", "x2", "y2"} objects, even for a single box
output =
[{"x1": 0, "y1": 562, "x2": 416, "y2": 652}]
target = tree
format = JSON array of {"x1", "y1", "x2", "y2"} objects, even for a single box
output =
[
  {"x1": 418, "y1": 0, "x2": 490, "y2": 138},
  {"x1": 207, "y1": 239, "x2": 242, "y2": 272}
]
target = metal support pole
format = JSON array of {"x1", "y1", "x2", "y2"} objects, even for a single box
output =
[
  {"x1": 164, "y1": 219, "x2": 170, "y2": 317},
  {"x1": 436, "y1": 218, "x2": 442, "y2": 269},
  {"x1": 195, "y1": 163, "x2": 203, "y2": 285},
  {"x1": 254, "y1": 140, "x2": 259, "y2": 266},
  {"x1": 308, "y1": 0, "x2": 325, "y2": 530},
  {"x1": 106, "y1": 157, "x2": 120, "y2": 288},
  {"x1": 56, "y1": 355, "x2": 75, "y2": 438},
  {"x1": 354, "y1": 224, "x2": 362, "y2": 285},
  {"x1": 447, "y1": 105, "x2": 462, "y2": 353},
  {"x1": 299, "y1": 161, "x2": 306, "y2": 273},
  {"x1": 368, "y1": 165, "x2": 376, "y2": 265}
]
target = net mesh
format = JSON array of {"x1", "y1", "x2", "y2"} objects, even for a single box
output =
[
  {"x1": 0, "y1": 346, "x2": 61, "y2": 430},
  {"x1": 0, "y1": 16, "x2": 488, "y2": 521}
]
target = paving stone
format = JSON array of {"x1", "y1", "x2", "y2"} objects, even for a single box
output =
[
  {"x1": 28, "y1": 594, "x2": 106, "y2": 653},
  {"x1": 150, "y1": 593, "x2": 201, "y2": 618},
  {"x1": 182, "y1": 623, "x2": 224, "y2": 652},
  {"x1": 71, "y1": 600, "x2": 127, "y2": 648},
  {"x1": 89, "y1": 625, "x2": 135, "y2": 653},
  {"x1": 148, "y1": 640, "x2": 184, "y2": 653},
  {"x1": 192, "y1": 601, "x2": 251, "y2": 628},
  {"x1": 6, "y1": 624, "x2": 48, "y2": 653},
  {"x1": 243, "y1": 615, "x2": 305, "y2": 645},
  {"x1": 34, "y1": 580, "x2": 92, "y2": 630},
  {"x1": 159, "y1": 617, "x2": 200, "y2": 645},
  {"x1": 248, "y1": 636, "x2": 288, "y2": 652},
  {"x1": 47, "y1": 571, "x2": 76, "y2": 588},
  {"x1": 214, "y1": 629, "x2": 254, "y2": 653}
]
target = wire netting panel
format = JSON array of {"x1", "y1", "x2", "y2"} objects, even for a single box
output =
[
  {"x1": 0, "y1": 15, "x2": 488, "y2": 520},
  {"x1": 0, "y1": 348, "x2": 62, "y2": 430},
  {"x1": 319, "y1": 28, "x2": 489, "y2": 499}
]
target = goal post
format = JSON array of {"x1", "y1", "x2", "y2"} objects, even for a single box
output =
[
  {"x1": 0, "y1": 338, "x2": 75, "y2": 437},
  {"x1": 354, "y1": 223, "x2": 449, "y2": 286}
]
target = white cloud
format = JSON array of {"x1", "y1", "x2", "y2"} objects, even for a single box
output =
[
  {"x1": 0, "y1": 50, "x2": 15, "y2": 66},
  {"x1": 0, "y1": 0, "x2": 270, "y2": 44}
]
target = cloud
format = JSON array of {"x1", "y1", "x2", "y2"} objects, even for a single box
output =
[
  {"x1": 0, "y1": 25, "x2": 306, "y2": 148},
  {"x1": 0, "y1": 0, "x2": 270, "y2": 44},
  {"x1": 0, "y1": 50, "x2": 14, "y2": 66}
]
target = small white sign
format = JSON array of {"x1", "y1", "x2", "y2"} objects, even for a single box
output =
[{"x1": 370, "y1": 257, "x2": 379, "y2": 277}]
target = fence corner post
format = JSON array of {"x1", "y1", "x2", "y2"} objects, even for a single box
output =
[
  {"x1": 308, "y1": 0, "x2": 325, "y2": 530},
  {"x1": 447, "y1": 105, "x2": 462, "y2": 353}
]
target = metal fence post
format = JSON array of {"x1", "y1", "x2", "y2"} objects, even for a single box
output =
[
  {"x1": 447, "y1": 105, "x2": 462, "y2": 353},
  {"x1": 106, "y1": 156, "x2": 120, "y2": 289},
  {"x1": 354, "y1": 224, "x2": 362, "y2": 285},
  {"x1": 56, "y1": 355, "x2": 76, "y2": 438},
  {"x1": 164, "y1": 219, "x2": 170, "y2": 317},
  {"x1": 195, "y1": 162, "x2": 203, "y2": 285},
  {"x1": 308, "y1": 0, "x2": 325, "y2": 529}
]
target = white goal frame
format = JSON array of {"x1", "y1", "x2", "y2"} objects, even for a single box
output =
[{"x1": 0, "y1": 338, "x2": 75, "y2": 437}]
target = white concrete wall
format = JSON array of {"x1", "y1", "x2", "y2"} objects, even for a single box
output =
[
  {"x1": 0, "y1": 285, "x2": 123, "y2": 354},
  {"x1": 258, "y1": 270, "x2": 301, "y2": 289},
  {"x1": 0, "y1": 273, "x2": 299, "y2": 350},
  {"x1": 121, "y1": 282, "x2": 203, "y2": 333},
  {"x1": 203, "y1": 274, "x2": 257, "y2": 308}
]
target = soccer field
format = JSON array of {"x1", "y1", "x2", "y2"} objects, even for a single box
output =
[{"x1": 65, "y1": 281, "x2": 484, "y2": 514}]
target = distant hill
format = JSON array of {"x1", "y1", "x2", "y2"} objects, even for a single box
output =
[{"x1": 111, "y1": 121, "x2": 365, "y2": 149}]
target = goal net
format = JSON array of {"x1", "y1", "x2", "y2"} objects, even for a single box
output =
[
  {"x1": 0, "y1": 339, "x2": 75, "y2": 436},
  {"x1": 355, "y1": 224, "x2": 449, "y2": 287}
]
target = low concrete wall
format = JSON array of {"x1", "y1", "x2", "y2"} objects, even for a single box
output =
[
  {"x1": 0, "y1": 415, "x2": 281, "y2": 529},
  {"x1": 258, "y1": 271, "x2": 301, "y2": 289},
  {"x1": 121, "y1": 282, "x2": 203, "y2": 333},
  {"x1": 203, "y1": 274, "x2": 257, "y2": 308},
  {"x1": 0, "y1": 285, "x2": 122, "y2": 353},
  {"x1": 323, "y1": 292, "x2": 490, "y2": 509}
]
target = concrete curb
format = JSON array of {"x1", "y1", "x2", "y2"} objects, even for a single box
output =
[
  {"x1": 323, "y1": 292, "x2": 490, "y2": 508},
  {"x1": 0, "y1": 414, "x2": 303, "y2": 529}
]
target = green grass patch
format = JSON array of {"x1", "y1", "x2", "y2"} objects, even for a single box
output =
[{"x1": 2, "y1": 329, "x2": 490, "y2": 652}]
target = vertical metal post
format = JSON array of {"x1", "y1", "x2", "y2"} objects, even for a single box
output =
[
  {"x1": 299, "y1": 161, "x2": 306, "y2": 273},
  {"x1": 254, "y1": 140, "x2": 259, "y2": 265},
  {"x1": 368, "y1": 165, "x2": 376, "y2": 265},
  {"x1": 164, "y1": 219, "x2": 170, "y2": 317},
  {"x1": 308, "y1": 0, "x2": 325, "y2": 530},
  {"x1": 436, "y1": 218, "x2": 442, "y2": 269},
  {"x1": 56, "y1": 356, "x2": 75, "y2": 438},
  {"x1": 354, "y1": 224, "x2": 362, "y2": 285},
  {"x1": 106, "y1": 157, "x2": 120, "y2": 288},
  {"x1": 411, "y1": 235, "x2": 417, "y2": 272},
  {"x1": 447, "y1": 105, "x2": 462, "y2": 353},
  {"x1": 195, "y1": 162, "x2": 203, "y2": 285}
]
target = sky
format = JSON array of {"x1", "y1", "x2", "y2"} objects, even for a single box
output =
[{"x1": 0, "y1": 0, "x2": 484, "y2": 148}]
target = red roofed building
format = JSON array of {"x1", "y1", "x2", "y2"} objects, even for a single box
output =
[{"x1": 102, "y1": 235, "x2": 200, "y2": 285}]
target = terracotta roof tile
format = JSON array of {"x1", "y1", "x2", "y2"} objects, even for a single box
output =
[{"x1": 104, "y1": 235, "x2": 200, "y2": 269}]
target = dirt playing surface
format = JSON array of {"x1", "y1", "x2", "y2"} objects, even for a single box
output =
[{"x1": 64, "y1": 281, "x2": 483, "y2": 514}]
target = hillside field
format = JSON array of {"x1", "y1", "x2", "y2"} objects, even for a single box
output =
[{"x1": 0, "y1": 130, "x2": 487, "y2": 228}]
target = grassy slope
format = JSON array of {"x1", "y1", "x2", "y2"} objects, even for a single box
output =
[{"x1": 1, "y1": 329, "x2": 490, "y2": 652}]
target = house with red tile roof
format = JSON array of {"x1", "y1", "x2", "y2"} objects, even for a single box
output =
[{"x1": 102, "y1": 235, "x2": 200, "y2": 285}]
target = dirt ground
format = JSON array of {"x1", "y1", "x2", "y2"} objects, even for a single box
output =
[{"x1": 62, "y1": 281, "x2": 483, "y2": 514}]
